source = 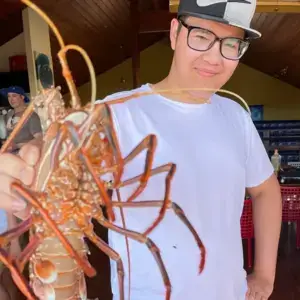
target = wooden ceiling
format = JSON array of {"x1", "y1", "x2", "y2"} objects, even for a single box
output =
[
  {"x1": 0, "y1": 0, "x2": 300, "y2": 93},
  {"x1": 242, "y1": 12, "x2": 300, "y2": 88},
  {"x1": 0, "y1": 1, "x2": 25, "y2": 47}
]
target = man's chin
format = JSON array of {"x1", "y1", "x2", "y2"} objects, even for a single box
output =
[{"x1": 183, "y1": 83, "x2": 220, "y2": 97}]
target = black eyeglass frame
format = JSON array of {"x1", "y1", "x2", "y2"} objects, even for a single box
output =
[{"x1": 178, "y1": 18, "x2": 250, "y2": 61}]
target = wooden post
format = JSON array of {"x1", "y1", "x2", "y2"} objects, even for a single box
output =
[
  {"x1": 22, "y1": 7, "x2": 54, "y2": 97},
  {"x1": 130, "y1": 0, "x2": 140, "y2": 89}
]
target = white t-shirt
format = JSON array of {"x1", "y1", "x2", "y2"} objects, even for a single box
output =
[{"x1": 101, "y1": 83, "x2": 273, "y2": 300}]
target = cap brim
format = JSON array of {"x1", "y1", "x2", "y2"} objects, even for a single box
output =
[
  {"x1": 229, "y1": 21, "x2": 261, "y2": 39},
  {"x1": 178, "y1": 11, "x2": 261, "y2": 39},
  {"x1": 0, "y1": 88, "x2": 30, "y2": 103}
]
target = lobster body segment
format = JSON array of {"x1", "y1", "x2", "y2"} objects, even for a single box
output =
[
  {"x1": 28, "y1": 108, "x2": 99, "y2": 300},
  {"x1": 29, "y1": 234, "x2": 88, "y2": 299}
]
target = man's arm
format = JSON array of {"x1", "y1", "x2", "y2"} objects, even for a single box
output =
[
  {"x1": 243, "y1": 112, "x2": 282, "y2": 299},
  {"x1": 16, "y1": 132, "x2": 43, "y2": 149},
  {"x1": 247, "y1": 173, "x2": 282, "y2": 281}
]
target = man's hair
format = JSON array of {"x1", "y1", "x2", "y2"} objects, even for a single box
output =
[{"x1": 177, "y1": 15, "x2": 188, "y2": 35}]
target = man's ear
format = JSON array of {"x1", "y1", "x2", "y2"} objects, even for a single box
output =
[{"x1": 170, "y1": 18, "x2": 180, "y2": 51}]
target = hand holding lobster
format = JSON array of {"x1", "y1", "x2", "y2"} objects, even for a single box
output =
[{"x1": 0, "y1": 143, "x2": 39, "y2": 216}]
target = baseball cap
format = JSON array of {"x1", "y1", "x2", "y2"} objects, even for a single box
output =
[
  {"x1": 0, "y1": 86, "x2": 30, "y2": 103},
  {"x1": 178, "y1": 0, "x2": 261, "y2": 39}
]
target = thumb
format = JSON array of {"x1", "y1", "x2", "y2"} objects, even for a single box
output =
[
  {"x1": 245, "y1": 287, "x2": 250, "y2": 300},
  {"x1": 18, "y1": 144, "x2": 41, "y2": 166}
]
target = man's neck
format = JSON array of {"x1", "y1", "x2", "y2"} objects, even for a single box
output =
[
  {"x1": 151, "y1": 77, "x2": 213, "y2": 105},
  {"x1": 14, "y1": 106, "x2": 26, "y2": 114}
]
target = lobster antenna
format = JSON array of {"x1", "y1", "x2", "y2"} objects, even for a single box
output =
[
  {"x1": 21, "y1": 0, "x2": 86, "y2": 109},
  {"x1": 159, "y1": 87, "x2": 250, "y2": 113},
  {"x1": 105, "y1": 87, "x2": 251, "y2": 113},
  {"x1": 58, "y1": 45, "x2": 97, "y2": 112}
]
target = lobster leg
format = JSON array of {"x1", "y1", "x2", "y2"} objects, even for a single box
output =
[
  {"x1": 0, "y1": 217, "x2": 37, "y2": 299},
  {"x1": 116, "y1": 163, "x2": 176, "y2": 236},
  {"x1": 17, "y1": 235, "x2": 41, "y2": 272},
  {"x1": 112, "y1": 200, "x2": 206, "y2": 274},
  {"x1": 0, "y1": 217, "x2": 32, "y2": 247},
  {"x1": 80, "y1": 104, "x2": 158, "y2": 198},
  {"x1": 94, "y1": 212, "x2": 171, "y2": 300},
  {"x1": 76, "y1": 104, "x2": 123, "y2": 182},
  {"x1": 0, "y1": 249, "x2": 37, "y2": 300},
  {"x1": 97, "y1": 104, "x2": 124, "y2": 185},
  {"x1": 10, "y1": 183, "x2": 96, "y2": 277},
  {"x1": 10, "y1": 236, "x2": 41, "y2": 300},
  {"x1": 64, "y1": 121, "x2": 116, "y2": 222},
  {"x1": 0, "y1": 218, "x2": 42, "y2": 276},
  {"x1": 0, "y1": 101, "x2": 35, "y2": 153},
  {"x1": 121, "y1": 134, "x2": 157, "y2": 202},
  {"x1": 84, "y1": 230, "x2": 125, "y2": 300},
  {"x1": 85, "y1": 124, "x2": 159, "y2": 203}
]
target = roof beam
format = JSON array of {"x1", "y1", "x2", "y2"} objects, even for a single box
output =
[
  {"x1": 139, "y1": 10, "x2": 176, "y2": 33},
  {"x1": 169, "y1": 0, "x2": 300, "y2": 13},
  {"x1": 130, "y1": 0, "x2": 140, "y2": 88},
  {"x1": 0, "y1": 2, "x2": 24, "y2": 19},
  {"x1": 139, "y1": 0, "x2": 300, "y2": 34}
]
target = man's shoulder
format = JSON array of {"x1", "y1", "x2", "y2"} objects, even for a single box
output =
[
  {"x1": 212, "y1": 93, "x2": 250, "y2": 115},
  {"x1": 95, "y1": 84, "x2": 150, "y2": 107},
  {"x1": 212, "y1": 93, "x2": 254, "y2": 136},
  {"x1": 212, "y1": 93, "x2": 252, "y2": 124}
]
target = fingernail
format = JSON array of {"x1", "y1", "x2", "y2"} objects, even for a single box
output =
[
  {"x1": 20, "y1": 166, "x2": 34, "y2": 185},
  {"x1": 12, "y1": 199, "x2": 27, "y2": 212}
]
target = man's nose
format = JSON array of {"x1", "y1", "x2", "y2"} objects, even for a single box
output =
[{"x1": 201, "y1": 41, "x2": 223, "y2": 66}]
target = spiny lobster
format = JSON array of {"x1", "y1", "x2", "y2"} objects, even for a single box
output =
[{"x1": 0, "y1": 1, "x2": 250, "y2": 299}]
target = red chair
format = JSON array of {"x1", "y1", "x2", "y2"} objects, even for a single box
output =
[
  {"x1": 281, "y1": 186, "x2": 300, "y2": 249},
  {"x1": 241, "y1": 199, "x2": 254, "y2": 269}
]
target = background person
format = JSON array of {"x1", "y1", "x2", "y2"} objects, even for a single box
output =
[{"x1": 2, "y1": 86, "x2": 42, "y2": 153}]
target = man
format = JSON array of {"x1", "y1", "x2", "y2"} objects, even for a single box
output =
[
  {"x1": 3, "y1": 86, "x2": 43, "y2": 152},
  {"x1": 0, "y1": 0, "x2": 281, "y2": 300},
  {"x1": 0, "y1": 86, "x2": 42, "y2": 300}
]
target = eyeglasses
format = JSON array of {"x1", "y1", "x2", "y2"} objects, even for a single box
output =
[{"x1": 179, "y1": 19, "x2": 250, "y2": 61}]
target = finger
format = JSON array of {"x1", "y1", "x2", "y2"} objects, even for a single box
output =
[
  {"x1": 0, "y1": 153, "x2": 34, "y2": 186},
  {"x1": 0, "y1": 192, "x2": 25, "y2": 212},
  {"x1": 0, "y1": 173, "x2": 21, "y2": 195},
  {"x1": 18, "y1": 144, "x2": 41, "y2": 167},
  {"x1": 248, "y1": 290, "x2": 256, "y2": 300}
]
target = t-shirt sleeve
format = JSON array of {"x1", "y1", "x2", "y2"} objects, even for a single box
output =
[
  {"x1": 245, "y1": 114, "x2": 274, "y2": 188},
  {"x1": 29, "y1": 112, "x2": 42, "y2": 136}
]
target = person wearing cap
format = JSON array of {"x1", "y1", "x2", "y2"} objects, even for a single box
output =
[
  {"x1": 0, "y1": 0, "x2": 281, "y2": 300},
  {"x1": 3, "y1": 86, "x2": 42, "y2": 152},
  {"x1": 0, "y1": 86, "x2": 43, "y2": 300}
]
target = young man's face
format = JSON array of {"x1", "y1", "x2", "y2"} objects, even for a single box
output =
[
  {"x1": 169, "y1": 16, "x2": 246, "y2": 92},
  {"x1": 7, "y1": 93, "x2": 24, "y2": 109}
]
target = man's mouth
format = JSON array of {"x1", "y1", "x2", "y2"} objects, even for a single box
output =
[{"x1": 195, "y1": 68, "x2": 218, "y2": 77}]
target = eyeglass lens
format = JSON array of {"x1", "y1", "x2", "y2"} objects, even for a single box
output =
[{"x1": 188, "y1": 28, "x2": 248, "y2": 60}]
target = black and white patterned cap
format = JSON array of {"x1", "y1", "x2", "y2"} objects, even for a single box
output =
[{"x1": 178, "y1": 0, "x2": 261, "y2": 39}]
